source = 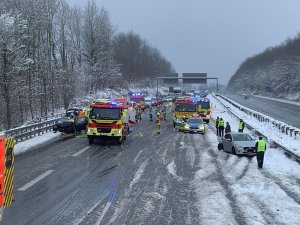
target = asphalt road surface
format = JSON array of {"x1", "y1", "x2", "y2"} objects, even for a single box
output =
[
  {"x1": 2, "y1": 108, "x2": 300, "y2": 225},
  {"x1": 225, "y1": 94, "x2": 300, "y2": 129}
]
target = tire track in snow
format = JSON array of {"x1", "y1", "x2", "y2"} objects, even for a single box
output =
[{"x1": 208, "y1": 149, "x2": 248, "y2": 225}]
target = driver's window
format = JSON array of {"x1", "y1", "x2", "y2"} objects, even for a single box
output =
[{"x1": 224, "y1": 134, "x2": 231, "y2": 140}]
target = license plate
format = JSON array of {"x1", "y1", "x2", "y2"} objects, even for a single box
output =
[{"x1": 100, "y1": 133, "x2": 108, "y2": 136}]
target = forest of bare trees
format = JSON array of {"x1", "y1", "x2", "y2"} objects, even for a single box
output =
[{"x1": 0, "y1": 0, "x2": 173, "y2": 130}]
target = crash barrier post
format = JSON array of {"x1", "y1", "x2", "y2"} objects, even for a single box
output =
[{"x1": 0, "y1": 135, "x2": 14, "y2": 208}]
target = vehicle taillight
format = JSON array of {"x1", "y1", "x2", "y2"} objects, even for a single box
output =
[
  {"x1": 88, "y1": 120, "x2": 97, "y2": 128},
  {"x1": 112, "y1": 123, "x2": 122, "y2": 129}
]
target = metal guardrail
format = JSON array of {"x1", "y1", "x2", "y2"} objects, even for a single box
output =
[
  {"x1": 213, "y1": 93, "x2": 300, "y2": 162},
  {"x1": 216, "y1": 94, "x2": 300, "y2": 138},
  {"x1": 3, "y1": 118, "x2": 60, "y2": 143}
]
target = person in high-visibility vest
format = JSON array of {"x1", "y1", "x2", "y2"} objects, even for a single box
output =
[
  {"x1": 255, "y1": 136, "x2": 266, "y2": 169},
  {"x1": 161, "y1": 104, "x2": 167, "y2": 121},
  {"x1": 238, "y1": 119, "x2": 245, "y2": 132},
  {"x1": 84, "y1": 107, "x2": 89, "y2": 117},
  {"x1": 218, "y1": 118, "x2": 224, "y2": 137},
  {"x1": 215, "y1": 116, "x2": 220, "y2": 136}
]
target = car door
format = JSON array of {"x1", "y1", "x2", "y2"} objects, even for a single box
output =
[{"x1": 223, "y1": 134, "x2": 232, "y2": 152}]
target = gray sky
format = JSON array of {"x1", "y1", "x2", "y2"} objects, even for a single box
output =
[{"x1": 67, "y1": 0, "x2": 300, "y2": 84}]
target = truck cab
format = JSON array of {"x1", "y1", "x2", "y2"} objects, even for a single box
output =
[{"x1": 87, "y1": 100, "x2": 129, "y2": 144}]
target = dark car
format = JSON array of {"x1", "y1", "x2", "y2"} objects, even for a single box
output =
[
  {"x1": 151, "y1": 97, "x2": 162, "y2": 106},
  {"x1": 66, "y1": 108, "x2": 80, "y2": 117},
  {"x1": 53, "y1": 116, "x2": 87, "y2": 134}
]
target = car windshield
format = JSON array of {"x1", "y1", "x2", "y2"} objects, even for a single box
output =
[
  {"x1": 232, "y1": 134, "x2": 253, "y2": 141},
  {"x1": 130, "y1": 97, "x2": 143, "y2": 103},
  {"x1": 188, "y1": 118, "x2": 203, "y2": 124},
  {"x1": 198, "y1": 101, "x2": 210, "y2": 109},
  {"x1": 175, "y1": 104, "x2": 196, "y2": 112},
  {"x1": 89, "y1": 108, "x2": 121, "y2": 120},
  {"x1": 66, "y1": 109, "x2": 79, "y2": 116}
]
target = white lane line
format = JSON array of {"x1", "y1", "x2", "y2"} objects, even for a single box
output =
[
  {"x1": 134, "y1": 150, "x2": 143, "y2": 162},
  {"x1": 18, "y1": 170, "x2": 55, "y2": 191},
  {"x1": 94, "y1": 202, "x2": 112, "y2": 225},
  {"x1": 72, "y1": 146, "x2": 90, "y2": 157},
  {"x1": 73, "y1": 193, "x2": 109, "y2": 225}
]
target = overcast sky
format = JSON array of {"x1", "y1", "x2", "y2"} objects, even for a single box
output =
[{"x1": 67, "y1": 0, "x2": 300, "y2": 84}]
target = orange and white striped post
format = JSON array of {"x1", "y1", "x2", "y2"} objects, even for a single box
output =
[{"x1": 0, "y1": 135, "x2": 5, "y2": 206}]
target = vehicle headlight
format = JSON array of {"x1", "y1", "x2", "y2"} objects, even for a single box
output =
[
  {"x1": 184, "y1": 124, "x2": 190, "y2": 129},
  {"x1": 199, "y1": 125, "x2": 204, "y2": 130}
]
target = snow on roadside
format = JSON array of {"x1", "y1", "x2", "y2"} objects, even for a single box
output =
[
  {"x1": 14, "y1": 132, "x2": 60, "y2": 156},
  {"x1": 193, "y1": 118, "x2": 300, "y2": 224},
  {"x1": 211, "y1": 94, "x2": 300, "y2": 156},
  {"x1": 167, "y1": 160, "x2": 177, "y2": 176},
  {"x1": 129, "y1": 160, "x2": 148, "y2": 189}
]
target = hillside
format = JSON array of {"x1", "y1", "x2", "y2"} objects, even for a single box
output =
[{"x1": 228, "y1": 35, "x2": 300, "y2": 101}]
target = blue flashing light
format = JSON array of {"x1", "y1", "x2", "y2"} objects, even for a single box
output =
[{"x1": 110, "y1": 101, "x2": 118, "y2": 105}]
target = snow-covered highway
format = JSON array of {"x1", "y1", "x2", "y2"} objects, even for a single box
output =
[
  {"x1": 224, "y1": 94, "x2": 300, "y2": 129},
  {"x1": 1, "y1": 102, "x2": 300, "y2": 225}
]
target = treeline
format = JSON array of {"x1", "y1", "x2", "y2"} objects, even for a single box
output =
[
  {"x1": 228, "y1": 34, "x2": 300, "y2": 98},
  {"x1": 0, "y1": 0, "x2": 173, "y2": 130}
]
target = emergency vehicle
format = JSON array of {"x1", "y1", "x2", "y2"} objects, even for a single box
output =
[
  {"x1": 87, "y1": 100, "x2": 129, "y2": 144},
  {"x1": 196, "y1": 98, "x2": 211, "y2": 123},
  {"x1": 128, "y1": 92, "x2": 146, "y2": 110},
  {"x1": 112, "y1": 97, "x2": 129, "y2": 109},
  {"x1": 173, "y1": 97, "x2": 197, "y2": 129}
]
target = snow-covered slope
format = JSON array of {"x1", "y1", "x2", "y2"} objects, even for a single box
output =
[{"x1": 228, "y1": 57, "x2": 300, "y2": 101}]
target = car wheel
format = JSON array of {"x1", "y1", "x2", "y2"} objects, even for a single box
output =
[
  {"x1": 88, "y1": 138, "x2": 94, "y2": 144},
  {"x1": 218, "y1": 143, "x2": 223, "y2": 150},
  {"x1": 232, "y1": 147, "x2": 236, "y2": 155}
]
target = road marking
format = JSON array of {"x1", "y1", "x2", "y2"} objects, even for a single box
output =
[
  {"x1": 94, "y1": 202, "x2": 112, "y2": 225},
  {"x1": 95, "y1": 180, "x2": 117, "y2": 225},
  {"x1": 134, "y1": 150, "x2": 143, "y2": 162},
  {"x1": 72, "y1": 146, "x2": 90, "y2": 157},
  {"x1": 18, "y1": 170, "x2": 55, "y2": 191},
  {"x1": 73, "y1": 194, "x2": 109, "y2": 225}
]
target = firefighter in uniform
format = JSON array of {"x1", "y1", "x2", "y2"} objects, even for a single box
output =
[
  {"x1": 135, "y1": 105, "x2": 140, "y2": 122},
  {"x1": 238, "y1": 119, "x2": 245, "y2": 132},
  {"x1": 161, "y1": 104, "x2": 167, "y2": 121},
  {"x1": 218, "y1": 118, "x2": 224, "y2": 137},
  {"x1": 216, "y1": 116, "x2": 220, "y2": 136},
  {"x1": 255, "y1": 136, "x2": 266, "y2": 169},
  {"x1": 138, "y1": 103, "x2": 142, "y2": 121},
  {"x1": 156, "y1": 113, "x2": 162, "y2": 134},
  {"x1": 149, "y1": 106, "x2": 153, "y2": 121}
]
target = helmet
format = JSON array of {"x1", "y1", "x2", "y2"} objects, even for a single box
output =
[
  {"x1": 157, "y1": 113, "x2": 160, "y2": 116},
  {"x1": 182, "y1": 115, "x2": 186, "y2": 119}
]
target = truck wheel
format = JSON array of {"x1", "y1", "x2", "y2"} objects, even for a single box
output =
[
  {"x1": 88, "y1": 137, "x2": 94, "y2": 144},
  {"x1": 117, "y1": 137, "x2": 123, "y2": 144}
]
